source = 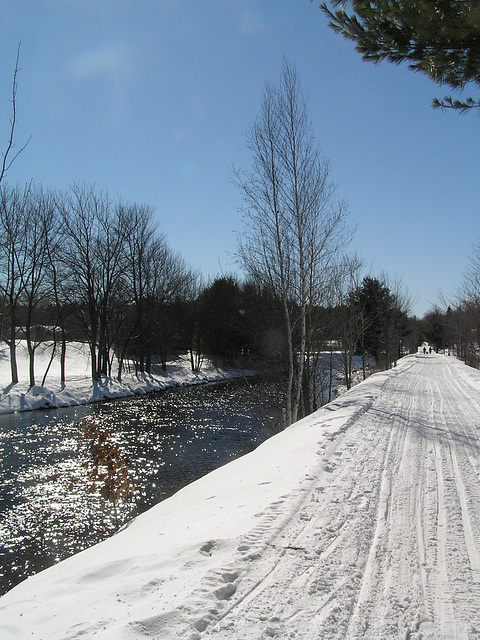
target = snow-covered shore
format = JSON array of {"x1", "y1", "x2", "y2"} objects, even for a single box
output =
[
  {"x1": 2, "y1": 352, "x2": 480, "y2": 639},
  {"x1": 0, "y1": 341, "x2": 253, "y2": 414}
]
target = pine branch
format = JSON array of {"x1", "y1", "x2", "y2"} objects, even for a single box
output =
[{"x1": 432, "y1": 95, "x2": 480, "y2": 113}]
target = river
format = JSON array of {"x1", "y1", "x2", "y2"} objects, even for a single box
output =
[{"x1": 0, "y1": 377, "x2": 283, "y2": 596}]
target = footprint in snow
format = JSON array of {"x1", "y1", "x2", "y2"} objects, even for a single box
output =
[{"x1": 199, "y1": 540, "x2": 217, "y2": 556}]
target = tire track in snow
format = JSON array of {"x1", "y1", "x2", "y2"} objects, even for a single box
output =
[
  {"x1": 344, "y1": 371, "x2": 428, "y2": 639},
  {"x1": 426, "y1": 360, "x2": 480, "y2": 638},
  {"x1": 438, "y1": 375, "x2": 480, "y2": 581},
  {"x1": 343, "y1": 421, "x2": 397, "y2": 636},
  {"x1": 200, "y1": 374, "x2": 410, "y2": 639},
  {"x1": 432, "y1": 434, "x2": 457, "y2": 638},
  {"x1": 352, "y1": 355, "x2": 480, "y2": 640}
]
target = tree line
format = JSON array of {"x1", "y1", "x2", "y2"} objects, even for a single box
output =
[
  {"x1": 0, "y1": 176, "x2": 413, "y2": 413},
  {"x1": 0, "y1": 182, "x2": 199, "y2": 386},
  {"x1": 198, "y1": 272, "x2": 415, "y2": 427},
  {"x1": 422, "y1": 240, "x2": 480, "y2": 367}
]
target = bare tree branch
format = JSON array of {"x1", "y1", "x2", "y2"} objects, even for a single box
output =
[{"x1": 0, "y1": 43, "x2": 31, "y2": 187}]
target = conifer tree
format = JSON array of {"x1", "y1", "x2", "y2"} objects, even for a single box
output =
[{"x1": 319, "y1": 0, "x2": 480, "y2": 112}]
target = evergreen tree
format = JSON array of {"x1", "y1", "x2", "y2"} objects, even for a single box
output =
[
  {"x1": 422, "y1": 307, "x2": 448, "y2": 351},
  {"x1": 199, "y1": 276, "x2": 246, "y2": 361},
  {"x1": 351, "y1": 276, "x2": 392, "y2": 361},
  {"x1": 320, "y1": 0, "x2": 480, "y2": 112},
  {"x1": 350, "y1": 276, "x2": 411, "y2": 367}
]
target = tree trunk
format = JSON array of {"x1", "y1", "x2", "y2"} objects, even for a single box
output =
[
  {"x1": 90, "y1": 342, "x2": 98, "y2": 381},
  {"x1": 60, "y1": 331, "x2": 66, "y2": 385},
  {"x1": 41, "y1": 338, "x2": 56, "y2": 387},
  {"x1": 27, "y1": 337, "x2": 35, "y2": 388},
  {"x1": 9, "y1": 317, "x2": 18, "y2": 384}
]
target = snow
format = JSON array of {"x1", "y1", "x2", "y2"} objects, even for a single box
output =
[
  {"x1": 0, "y1": 341, "x2": 253, "y2": 414},
  {"x1": 2, "y1": 352, "x2": 480, "y2": 639}
]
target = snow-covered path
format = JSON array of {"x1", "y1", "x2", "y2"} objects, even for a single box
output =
[
  {"x1": 192, "y1": 353, "x2": 480, "y2": 640},
  {"x1": 1, "y1": 354, "x2": 480, "y2": 639}
]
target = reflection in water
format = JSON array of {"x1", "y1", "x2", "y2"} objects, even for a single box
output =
[{"x1": 0, "y1": 379, "x2": 282, "y2": 595}]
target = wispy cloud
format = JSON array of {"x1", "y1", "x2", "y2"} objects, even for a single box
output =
[{"x1": 67, "y1": 45, "x2": 132, "y2": 80}]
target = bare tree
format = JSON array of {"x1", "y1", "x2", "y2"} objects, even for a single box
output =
[
  {"x1": 42, "y1": 190, "x2": 71, "y2": 386},
  {"x1": 116, "y1": 203, "x2": 185, "y2": 375},
  {"x1": 0, "y1": 184, "x2": 61, "y2": 387},
  {"x1": 329, "y1": 255, "x2": 366, "y2": 388},
  {"x1": 113, "y1": 203, "x2": 156, "y2": 379},
  {"x1": 381, "y1": 272, "x2": 413, "y2": 367},
  {"x1": 235, "y1": 61, "x2": 352, "y2": 426},
  {"x1": 452, "y1": 240, "x2": 480, "y2": 366},
  {"x1": 57, "y1": 184, "x2": 129, "y2": 381},
  {"x1": 57, "y1": 183, "x2": 101, "y2": 380},
  {"x1": 0, "y1": 45, "x2": 30, "y2": 384},
  {"x1": 18, "y1": 185, "x2": 58, "y2": 387},
  {"x1": 0, "y1": 44, "x2": 31, "y2": 187},
  {"x1": 98, "y1": 201, "x2": 198, "y2": 379},
  {"x1": 0, "y1": 184, "x2": 29, "y2": 383}
]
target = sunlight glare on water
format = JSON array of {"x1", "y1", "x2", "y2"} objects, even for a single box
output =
[{"x1": 0, "y1": 378, "x2": 282, "y2": 595}]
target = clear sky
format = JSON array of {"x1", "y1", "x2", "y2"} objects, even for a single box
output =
[{"x1": 0, "y1": 0, "x2": 479, "y2": 317}]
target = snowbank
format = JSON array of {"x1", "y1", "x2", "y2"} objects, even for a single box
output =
[
  {"x1": 0, "y1": 356, "x2": 392, "y2": 639},
  {"x1": 0, "y1": 341, "x2": 253, "y2": 414}
]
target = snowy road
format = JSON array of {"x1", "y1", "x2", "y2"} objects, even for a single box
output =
[
  {"x1": 1, "y1": 353, "x2": 480, "y2": 639},
  {"x1": 193, "y1": 354, "x2": 480, "y2": 639}
]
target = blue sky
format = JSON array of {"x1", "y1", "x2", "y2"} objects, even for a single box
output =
[{"x1": 0, "y1": 0, "x2": 479, "y2": 317}]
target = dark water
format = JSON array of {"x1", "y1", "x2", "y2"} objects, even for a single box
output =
[{"x1": 0, "y1": 377, "x2": 282, "y2": 596}]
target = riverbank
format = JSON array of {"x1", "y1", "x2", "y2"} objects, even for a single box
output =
[{"x1": 0, "y1": 341, "x2": 254, "y2": 414}]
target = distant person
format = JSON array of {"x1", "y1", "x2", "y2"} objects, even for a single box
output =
[
  {"x1": 429, "y1": 346, "x2": 432, "y2": 354},
  {"x1": 423, "y1": 347, "x2": 426, "y2": 355}
]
